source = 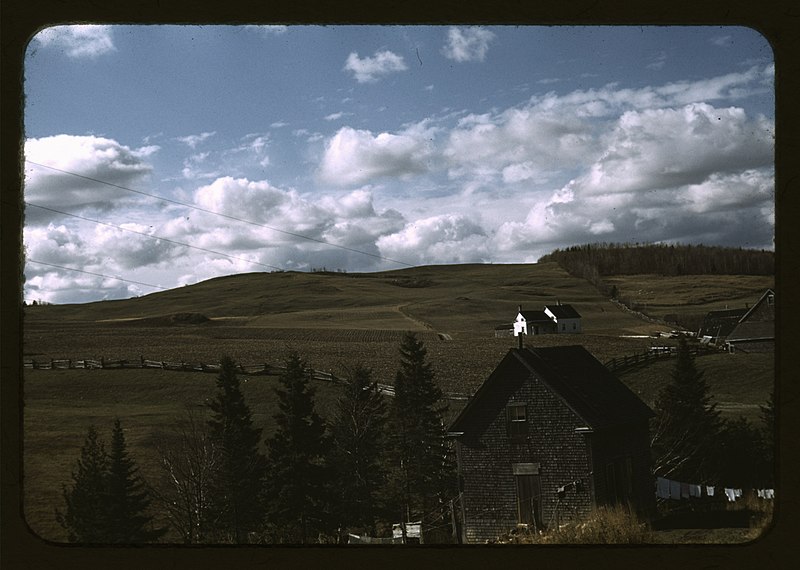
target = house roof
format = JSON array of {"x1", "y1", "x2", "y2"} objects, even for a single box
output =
[
  {"x1": 449, "y1": 346, "x2": 653, "y2": 434},
  {"x1": 698, "y1": 308, "x2": 748, "y2": 338},
  {"x1": 544, "y1": 304, "x2": 582, "y2": 319},
  {"x1": 518, "y1": 310, "x2": 553, "y2": 323}
]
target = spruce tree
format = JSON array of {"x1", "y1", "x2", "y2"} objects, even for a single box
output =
[
  {"x1": 264, "y1": 353, "x2": 328, "y2": 543},
  {"x1": 206, "y1": 355, "x2": 267, "y2": 543},
  {"x1": 106, "y1": 418, "x2": 166, "y2": 542},
  {"x1": 329, "y1": 364, "x2": 388, "y2": 539},
  {"x1": 56, "y1": 425, "x2": 110, "y2": 543},
  {"x1": 387, "y1": 332, "x2": 456, "y2": 534},
  {"x1": 651, "y1": 338, "x2": 721, "y2": 482}
]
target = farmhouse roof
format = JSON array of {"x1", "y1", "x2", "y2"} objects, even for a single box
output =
[
  {"x1": 544, "y1": 304, "x2": 581, "y2": 319},
  {"x1": 518, "y1": 310, "x2": 553, "y2": 323},
  {"x1": 449, "y1": 346, "x2": 653, "y2": 434}
]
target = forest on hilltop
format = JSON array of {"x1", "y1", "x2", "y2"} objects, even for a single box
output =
[{"x1": 538, "y1": 243, "x2": 774, "y2": 278}]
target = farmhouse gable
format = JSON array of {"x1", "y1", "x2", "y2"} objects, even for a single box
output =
[
  {"x1": 726, "y1": 289, "x2": 775, "y2": 353},
  {"x1": 449, "y1": 346, "x2": 654, "y2": 544}
]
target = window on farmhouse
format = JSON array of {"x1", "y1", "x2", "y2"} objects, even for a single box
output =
[{"x1": 507, "y1": 403, "x2": 528, "y2": 441}]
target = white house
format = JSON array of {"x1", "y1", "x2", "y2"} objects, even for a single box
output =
[
  {"x1": 514, "y1": 308, "x2": 557, "y2": 336},
  {"x1": 544, "y1": 303, "x2": 581, "y2": 334},
  {"x1": 544, "y1": 303, "x2": 582, "y2": 334}
]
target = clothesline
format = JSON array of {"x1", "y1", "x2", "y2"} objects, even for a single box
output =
[{"x1": 655, "y1": 476, "x2": 774, "y2": 502}]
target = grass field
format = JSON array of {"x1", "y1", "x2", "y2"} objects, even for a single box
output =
[{"x1": 19, "y1": 261, "x2": 775, "y2": 542}]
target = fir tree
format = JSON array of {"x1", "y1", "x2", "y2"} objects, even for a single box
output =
[
  {"x1": 387, "y1": 332, "x2": 456, "y2": 534},
  {"x1": 651, "y1": 338, "x2": 721, "y2": 482},
  {"x1": 329, "y1": 364, "x2": 388, "y2": 539},
  {"x1": 106, "y1": 418, "x2": 166, "y2": 542},
  {"x1": 206, "y1": 355, "x2": 267, "y2": 543},
  {"x1": 264, "y1": 353, "x2": 328, "y2": 543},
  {"x1": 56, "y1": 425, "x2": 110, "y2": 543}
]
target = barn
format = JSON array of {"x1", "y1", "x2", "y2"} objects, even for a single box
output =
[
  {"x1": 726, "y1": 289, "x2": 775, "y2": 353},
  {"x1": 448, "y1": 345, "x2": 655, "y2": 543}
]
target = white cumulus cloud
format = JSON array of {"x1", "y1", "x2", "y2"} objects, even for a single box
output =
[
  {"x1": 442, "y1": 27, "x2": 495, "y2": 62},
  {"x1": 343, "y1": 50, "x2": 408, "y2": 83},
  {"x1": 33, "y1": 25, "x2": 115, "y2": 59}
]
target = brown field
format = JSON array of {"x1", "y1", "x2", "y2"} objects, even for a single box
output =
[{"x1": 18, "y1": 262, "x2": 775, "y2": 542}]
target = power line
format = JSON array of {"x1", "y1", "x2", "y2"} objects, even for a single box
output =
[
  {"x1": 24, "y1": 201, "x2": 285, "y2": 272},
  {"x1": 27, "y1": 260, "x2": 170, "y2": 291},
  {"x1": 25, "y1": 160, "x2": 416, "y2": 268}
]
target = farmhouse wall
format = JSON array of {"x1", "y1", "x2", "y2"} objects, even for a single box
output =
[{"x1": 456, "y1": 358, "x2": 594, "y2": 543}]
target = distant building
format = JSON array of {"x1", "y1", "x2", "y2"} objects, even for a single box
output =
[
  {"x1": 697, "y1": 289, "x2": 775, "y2": 352},
  {"x1": 698, "y1": 308, "x2": 748, "y2": 345},
  {"x1": 510, "y1": 303, "x2": 582, "y2": 337},
  {"x1": 544, "y1": 303, "x2": 582, "y2": 334},
  {"x1": 448, "y1": 346, "x2": 655, "y2": 544},
  {"x1": 726, "y1": 289, "x2": 775, "y2": 353}
]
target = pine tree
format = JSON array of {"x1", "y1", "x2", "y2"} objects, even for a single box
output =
[
  {"x1": 387, "y1": 332, "x2": 456, "y2": 535},
  {"x1": 264, "y1": 353, "x2": 328, "y2": 543},
  {"x1": 329, "y1": 364, "x2": 388, "y2": 539},
  {"x1": 651, "y1": 338, "x2": 721, "y2": 482},
  {"x1": 56, "y1": 425, "x2": 110, "y2": 542},
  {"x1": 106, "y1": 418, "x2": 166, "y2": 542},
  {"x1": 206, "y1": 355, "x2": 267, "y2": 543}
]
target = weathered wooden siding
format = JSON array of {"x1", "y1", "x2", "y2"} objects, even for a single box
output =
[{"x1": 457, "y1": 358, "x2": 595, "y2": 543}]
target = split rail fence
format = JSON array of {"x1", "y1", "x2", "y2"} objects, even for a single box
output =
[
  {"x1": 23, "y1": 357, "x2": 471, "y2": 401},
  {"x1": 604, "y1": 344, "x2": 720, "y2": 374}
]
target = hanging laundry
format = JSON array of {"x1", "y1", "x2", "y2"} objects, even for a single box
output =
[
  {"x1": 734, "y1": 489, "x2": 742, "y2": 498},
  {"x1": 725, "y1": 488, "x2": 736, "y2": 502},
  {"x1": 765, "y1": 489, "x2": 775, "y2": 499},
  {"x1": 706, "y1": 486, "x2": 715, "y2": 497},
  {"x1": 689, "y1": 484, "x2": 702, "y2": 498},
  {"x1": 656, "y1": 477, "x2": 671, "y2": 499},
  {"x1": 670, "y1": 479, "x2": 682, "y2": 500},
  {"x1": 757, "y1": 489, "x2": 765, "y2": 499},
  {"x1": 680, "y1": 482, "x2": 690, "y2": 499}
]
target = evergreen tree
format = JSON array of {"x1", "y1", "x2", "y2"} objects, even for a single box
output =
[
  {"x1": 387, "y1": 332, "x2": 456, "y2": 535},
  {"x1": 651, "y1": 338, "x2": 721, "y2": 482},
  {"x1": 329, "y1": 364, "x2": 388, "y2": 539},
  {"x1": 206, "y1": 355, "x2": 267, "y2": 543},
  {"x1": 264, "y1": 353, "x2": 328, "y2": 543},
  {"x1": 106, "y1": 418, "x2": 166, "y2": 542},
  {"x1": 56, "y1": 425, "x2": 110, "y2": 542}
]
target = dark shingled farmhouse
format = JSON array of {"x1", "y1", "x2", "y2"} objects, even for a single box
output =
[{"x1": 448, "y1": 346, "x2": 655, "y2": 543}]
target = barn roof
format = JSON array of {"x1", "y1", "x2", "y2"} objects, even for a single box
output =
[
  {"x1": 449, "y1": 346, "x2": 653, "y2": 434},
  {"x1": 727, "y1": 289, "x2": 775, "y2": 342},
  {"x1": 545, "y1": 304, "x2": 582, "y2": 319},
  {"x1": 698, "y1": 308, "x2": 748, "y2": 338}
]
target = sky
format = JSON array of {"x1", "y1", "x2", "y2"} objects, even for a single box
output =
[{"x1": 22, "y1": 25, "x2": 775, "y2": 304}]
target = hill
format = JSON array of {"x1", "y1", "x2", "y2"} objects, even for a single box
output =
[{"x1": 20, "y1": 260, "x2": 774, "y2": 542}]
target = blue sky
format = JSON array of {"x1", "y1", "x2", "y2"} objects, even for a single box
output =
[{"x1": 23, "y1": 25, "x2": 774, "y2": 304}]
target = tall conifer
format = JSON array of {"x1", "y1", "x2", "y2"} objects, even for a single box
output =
[
  {"x1": 387, "y1": 332, "x2": 456, "y2": 533},
  {"x1": 651, "y1": 338, "x2": 721, "y2": 481},
  {"x1": 329, "y1": 364, "x2": 388, "y2": 538},
  {"x1": 264, "y1": 353, "x2": 328, "y2": 543},
  {"x1": 56, "y1": 425, "x2": 110, "y2": 543},
  {"x1": 206, "y1": 355, "x2": 266, "y2": 543},
  {"x1": 106, "y1": 418, "x2": 166, "y2": 542}
]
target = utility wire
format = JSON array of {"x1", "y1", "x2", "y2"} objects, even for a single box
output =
[
  {"x1": 25, "y1": 160, "x2": 416, "y2": 268},
  {"x1": 24, "y1": 201, "x2": 285, "y2": 272},
  {"x1": 27, "y1": 260, "x2": 170, "y2": 291}
]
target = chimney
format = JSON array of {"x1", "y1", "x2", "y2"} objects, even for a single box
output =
[{"x1": 518, "y1": 304, "x2": 522, "y2": 313}]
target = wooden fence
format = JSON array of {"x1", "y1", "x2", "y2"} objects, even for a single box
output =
[
  {"x1": 604, "y1": 345, "x2": 720, "y2": 374},
  {"x1": 23, "y1": 357, "x2": 471, "y2": 401}
]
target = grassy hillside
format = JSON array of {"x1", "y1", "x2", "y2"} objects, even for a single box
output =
[{"x1": 19, "y1": 261, "x2": 774, "y2": 542}]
